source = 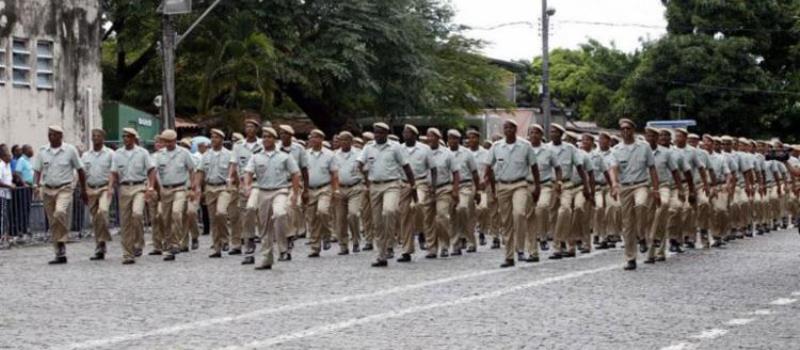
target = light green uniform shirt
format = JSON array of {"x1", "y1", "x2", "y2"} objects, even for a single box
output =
[
  {"x1": 112, "y1": 146, "x2": 154, "y2": 183},
  {"x1": 652, "y1": 146, "x2": 679, "y2": 187},
  {"x1": 335, "y1": 149, "x2": 363, "y2": 186},
  {"x1": 230, "y1": 139, "x2": 263, "y2": 177},
  {"x1": 611, "y1": 141, "x2": 655, "y2": 185},
  {"x1": 487, "y1": 138, "x2": 537, "y2": 183},
  {"x1": 358, "y1": 141, "x2": 409, "y2": 182},
  {"x1": 530, "y1": 144, "x2": 558, "y2": 183},
  {"x1": 571, "y1": 150, "x2": 593, "y2": 185},
  {"x1": 429, "y1": 146, "x2": 457, "y2": 185},
  {"x1": 549, "y1": 142, "x2": 580, "y2": 182},
  {"x1": 470, "y1": 146, "x2": 490, "y2": 181},
  {"x1": 281, "y1": 141, "x2": 309, "y2": 169},
  {"x1": 154, "y1": 147, "x2": 195, "y2": 187},
  {"x1": 245, "y1": 149, "x2": 300, "y2": 190},
  {"x1": 307, "y1": 148, "x2": 338, "y2": 188},
  {"x1": 404, "y1": 142, "x2": 434, "y2": 180},
  {"x1": 81, "y1": 146, "x2": 114, "y2": 186},
  {"x1": 200, "y1": 148, "x2": 232, "y2": 185},
  {"x1": 451, "y1": 146, "x2": 477, "y2": 183},
  {"x1": 33, "y1": 143, "x2": 84, "y2": 186}
]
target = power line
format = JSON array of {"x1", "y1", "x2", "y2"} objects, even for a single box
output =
[{"x1": 465, "y1": 19, "x2": 799, "y2": 34}]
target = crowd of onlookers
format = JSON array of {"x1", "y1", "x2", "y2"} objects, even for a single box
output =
[{"x1": 0, "y1": 143, "x2": 36, "y2": 241}]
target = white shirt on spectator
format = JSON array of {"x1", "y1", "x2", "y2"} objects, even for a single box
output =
[{"x1": 0, "y1": 160, "x2": 12, "y2": 199}]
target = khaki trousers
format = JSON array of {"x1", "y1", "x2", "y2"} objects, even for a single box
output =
[
  {"x1": 620, "y1": 183, "x2": 650, "y2": 262},
  {"x1": 711, "y1": 187, "x2": 729, "y2": 238},
  {"x1": 475, "y1": 190, "x2": 491, "y2": 236},
  {"x1": 399, "y1": 181, "x2": 431, "y2": 255},
  {"x1": 496, "y1": 181, "x2": 530, "y2": 261},
  {"x1": 490, "y1": 195, "x2": 501, "y2": 240},
  {"x1": 181, "y1": 197, "x2": 200, "y2": 249},
  {"x1": 361, "y1": 189, "x2": 374, "y2": 244},
  {"x1": 605, "y1": 192, "x2": 622, "y2": 239},
  {"x1": 553, "y1": 183, "x2": 580, "y2": 253},
  {"x1": 306, "y1": 185, "x2": 333, "y2": 253},
  {"x1": 369, "y1": 181, "x2": 401, "y2": 261},
  {"x1": 229, "y1": 185, "x2": 258, "y2": 249},
  {"x1": 571, "y1": 186, "x2": 591, "y2": 249},
  {"x1": 647, "y1": 186, "x2": 675, "y2": 259},
  {"x1": 147, "y1": 195, "x2": 163, "y2": 251},
  {"x1": 289, "y1": 185, "x2": 305, "y2": 238},
  {"x1": 86, "y1": 186, "x2": 111, "y2": 247},
  {"x1": 159, "y1": 188, "x2": 187, "y2": 254},
  {"x1": 592, "y1": 188, "x2": 607, "y2": 241},
  {"x1": 425, "y1": 184, "x2": 453, "y2": 255},
  {"x1": 119, "y1": 184, "x2": 146, "y2": 260},
  {"x1": 733, "y1": 187, "x2": 748, "y2": 229},
  {"x1": 257, "y1": 188, "x2": 290, "y2": 265},
  {"x1": 42, "y1": 185, "x2": 73, "y2": 256},
  {"x1": 526, "y1": 183, "x2": 555, "y2": 257},
  {"x1": 205, "y1": 185, "x2": 233, "y2": 253},
  {"x1": 452, "y1": 183, "x2": 477, "y2": 250},
  {"x1": 335, "y1": 184, "x2": 364, "y2": 249}
]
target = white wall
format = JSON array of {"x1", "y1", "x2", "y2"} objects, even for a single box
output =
[{"x1": 0, "y1": 0, "x2": 102, "y2": 149}]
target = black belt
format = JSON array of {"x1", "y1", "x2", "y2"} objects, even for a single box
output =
[
  {"x1": 308, "y1": 183, "x2": 331, "y2": 190},
  {"x1": 621, "y1": 180, "x2": 647, "y2": 187},
  {"x1": 88, "y1": 183, "x2": 109, "y2": 189},
  {"x1": 403, "y1": 176, "x2": 428, "y2": 183},
  {"x1": 207, "y1": 182, "x2": 226, "y2": 186},
  {"x1": 434, "y1": 182, "x2": 452, "y2": 189},
  {"x1": 460, "y1": 179, "x2": 473, "y2": 184},
  {"x1": 44, "y1": 182, "x2": 71, "y2": 189},
  {"x1": 162, "y1": 183, "x2": 186, "y2": 189},
  {"x1": 340, "y1": 181, "x2": 362, "y2": 189},
  {"x1": 371, "y1": 179, "x2": 398, "y2": 185},
  {"x1": 120, "y1": 181, "x2": 145, "y2": 186},
  {"x1": 498, "y1": 178, "x2": 526, "y2": 185}
]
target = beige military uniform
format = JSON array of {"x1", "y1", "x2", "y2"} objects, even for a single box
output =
[
  {"x1": 154, "y1": 147, "x2": 196, "y2": 256},
  {"x1": 199, "y1": 147, "x2": 235, "y2": 253},
  {"x1": 245, "y1": 149, "x2": 300, "y2": 266},
  {"x1": 450, "y1": 145, "x2": 478, "y2": 251},
  {"x1": 306, "y1": 148, "x2": 338, "y2": 254},
  {"x1": 611, "y1": 140, "x2": 655, "y2": 263},
  {"x1": 487, "y1": 138, "x2": 537, "y2": 262},
  {"x1": 527, "y1": 143, "x2": 559, "y2": 258},
  {"x1": 398, "y1": 142, "x2": 433, "y2": 255},
  {"x1": 550, "y1": 141, "x2": 582, "y2": 255},
  {"x1": 111, "y1": 146, "x2": 154, "y2": 260},
  {"x1": 33, "y1": 143, "x2": 84, "y2": 257},
  {"x1": 359, "y1": 140, "x2": 409, "y2": 262},
  {"x1": 81, "y1": 146, "x2": 115, "y2": 250},
  {"x1": 229, "y1": 138, "x2": 262, "y2": 249},
  {"x1": 334, "y1": 148, "x2": 365, "y2": 250}
]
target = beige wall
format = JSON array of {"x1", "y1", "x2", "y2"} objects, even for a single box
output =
[{"x1": 0, "y1": 0, "x2": 102, "y2": 149}]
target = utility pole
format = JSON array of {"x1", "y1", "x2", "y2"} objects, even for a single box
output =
[
  {"x1": 541, "y1": 1, "x2": 555, "y2": 135},
  {"x1": 161, "y1": 14, "x2": 177, "y2": 131}
]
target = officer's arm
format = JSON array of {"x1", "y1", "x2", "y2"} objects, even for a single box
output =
[
  {"x1": 554, "y1": 165, "x2": 563, "y2": 184},
  {"x1": 649, "y1": 165, "x2": 660, "y2": 189},
  {"x1": 603, "y1": 170, "x2": 613, "y2": 189},
  {"x1": 671, "y1": 169, "x2": 684, "y2": 194},
  {"x1": 430, "y1": 167, "x2": 438, "y2": 189},
  {"x1": 576, "y1": 165, "x2": 590, "y2": 194},
  {"x1": 471, "y1": 169, "x2": 480, "y2": 189},
  {"x1": 684, "y1": 170, "x2": 695, "y2": 194},
  {"x1": 33, "y1": 171, "x2": 41, "y2": 188},
  {"x1": 699, "y1": 166, "x2": 709, "y2": 193},
  {"x1": 192, "y1": 169, "x2": 204, "y2": 194},
  {"x1": 402, "y1": 164, "x2": 416, "y2": 187},
  {"x1": 301, "y1": 167, "x2": 310, "y2": 190},
  {"x1": 485, "y1": 166, "x2": 496, "y2": 196},
  {"x1": 452, "y1": 171, "x2": 460, "y2": 198},
  {"x1": 774, "y1": 170, "x2": 783, "y2": 193},
  {"x1": 77, "y1": 168, "x2": 88, "y2": 190},
  {"x1": 147, "y1": 168, "x2": 158, "y2": 190},
  {"x1": 708, "y1": 168, "x2": 717, "y2": 188},
  {"x1": 227, "y1": 162, "x2": 238, "y2": 183},
  {"x1": 290, "y1": 172, "x2": 301, "y2": 196},
  {"x1": 587, "y1": 170, "x2": 596, "y2": 195},
  {"x1": 331, "y1": 169, "x2": 339, "y2": 193}
]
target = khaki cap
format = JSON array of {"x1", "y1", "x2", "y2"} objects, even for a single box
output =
[
  {"x1": 210, "y1": 128, "x2": 225, "y2": 138},
  {"x1": 373, "y1": 122, "x2": 391, "y2": 132},
  {"x1": 278, "y1": 125, "x2": 295, "y2": 135},
  {"x1": 262, "y1": 127, "x2": 278, "y2": 138},
  {"x1": 427, "y1": 127, "x2": 442, "y2": 138},
  {"x1": 309, "y1": 129, "x2": 325, "y2": 138},
  {"x1": 404, "y1": 124, "x2": 419, "y2": 135},
  {"x1": 48, "y1": 125, "x2": 64, "y2": 134},
  {"x1": 161, "y1": 129, "x2": 178, "y2": 141},
  {"x1": 551, "y1": 123, "x2": 566, "y2": 134},
  {"x1": 447, "y1": 129, "x2": 462, "y2": 138},
  {"x1": 123, "y1": 127, "x2": 139, "y2": 139}
]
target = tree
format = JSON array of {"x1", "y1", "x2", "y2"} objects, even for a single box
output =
[{"x1": 100, "y1": 0, "x2": 510, "y2": 135}]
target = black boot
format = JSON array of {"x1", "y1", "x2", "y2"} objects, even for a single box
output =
[{"x1": 623, "y1": 260, "x2": 637, "y2": 271}]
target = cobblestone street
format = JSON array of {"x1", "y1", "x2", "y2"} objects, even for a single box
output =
[{"x1": 1, "y1": 229, "x2": 799, "y2": 350}]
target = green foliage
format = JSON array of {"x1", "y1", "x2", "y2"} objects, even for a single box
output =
[{"x1": 100, "y1": 0, "x2": 511, "y2": 134}]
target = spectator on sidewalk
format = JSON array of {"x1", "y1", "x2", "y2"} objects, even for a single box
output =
[{"x1": 0, "y1": 144, "x2": 16, "y2": 240}]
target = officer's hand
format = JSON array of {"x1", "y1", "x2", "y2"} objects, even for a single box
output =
[
  {"x1": 532, "y1": 186, "x2": 541, "y2": 205},
  {"x1": 244, "y1": 186, "x2": 252, "y2": 199},
  {"x1": 412, "y1": 190, "x2": 419, "y2": 204},
  {"x1": 451, "y1": 192, "x2": 459, "y2": 207},
  {"x1": 653, "y1": 191, "x2": 662, "y2": 207},
  {"x1": 688, "y1": 193, "x2": 697, "y2": 205},
  {"x1": 301, "y1": 189, "x2": 310, "y2": 205},
  {"x1": 474, "y1": 192, "x2": 481, "y2": 205},
  {"x1": 554, "y1": 182, "x2": 562, "y2": 195},
  {"x1": 611, "y1": 185, "x2": 620, "y2": 200},
  {"x1": 583, "y1": 189, "x2": 591, "y2": 201}
]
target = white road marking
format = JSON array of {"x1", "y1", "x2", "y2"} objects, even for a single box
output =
[
  {"x1": 60, "y1": 251, "x2": 609, "y2": 349},
  {"x1": 219, "y1": 265, "x2": 618, "y2": 349},
  {"x1": 752, "y1": 309, "x2": 773, "y2": 315},
  {"x1": 690, "y1": 328, "x2": 728, "y2": 340},
  {"x1": 725, "y1": 318, "x2": 755, "y2": 326},
  {"x1": 790, "y1": 291, "x2": 800, "y2": 296},
  {"x1": 769, "y1": 298, "x2": 797, "y2": 306},
  {"x1": 660, "y1": 343, "x2": 695, "y2": 350}
]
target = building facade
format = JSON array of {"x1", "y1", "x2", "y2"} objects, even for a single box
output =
[{"x1": 0, "y1": 0, "x2": 102, "y2": 147}]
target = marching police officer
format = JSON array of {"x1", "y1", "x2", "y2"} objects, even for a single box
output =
[
  {"x1": 153, "y1": 129, "x2": 196, "y2": 261},
  {"x1": 305, "y1": 129, "x2": 339, "y2": 257},
  {"x1": 82, "y1": 129, "x2": 115, "y2": 260},
  {"x1": 193, "y1": 129, "x2": 234, "y2": 258},
  {"x1": 109, "y1": 128, "x2": 157, "y2": 264},
  {"x1": 228, "y1": 119, "x2": 263, "y2": 256},
  {"x1": 32, "y1": 125, "x2": 88, "y2": 264}
]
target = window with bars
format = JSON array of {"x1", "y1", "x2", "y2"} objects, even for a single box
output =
[
  {"x1": 11, "y1": 38, "x2": 30, "y2": 87},
  {"x1": 36, "y1": 40, "x2": 54, "y2": 90},
  {"x1": 0, "y1": 39, "x2": 6, "y2": 85}
]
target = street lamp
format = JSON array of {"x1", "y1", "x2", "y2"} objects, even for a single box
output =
[
  {"x1": 158, "y1": 0, "x2": 223, "y2": 131},
  {"x1": 541, "y1": 1, "x2": 555, "y2": 134}
]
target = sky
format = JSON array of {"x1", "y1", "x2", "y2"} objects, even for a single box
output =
[{"x1": 452, "y1": 0, "x2": 668, "y2": 61}]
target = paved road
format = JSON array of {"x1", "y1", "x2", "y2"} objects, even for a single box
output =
[{"x1": 1, "y1": 228, "x2": 799, "y2": 350}]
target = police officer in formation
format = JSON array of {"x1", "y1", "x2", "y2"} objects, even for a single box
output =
[{"x1": 33, "y1": 119, "x2": 800, "y2": 271}]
